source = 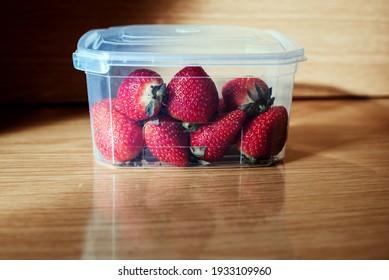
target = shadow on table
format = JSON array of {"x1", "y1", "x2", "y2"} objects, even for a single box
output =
[
  {"x1": 0, "y1": 103, "x2": 88, "y2": 134},
  {"x1": 293, "y1": 83, "x2": 374, "y2": 99},
  {"x1": 285, "y1": 94, "x2": 389, "y2": 164}
]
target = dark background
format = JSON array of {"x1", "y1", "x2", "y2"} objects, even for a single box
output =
[
  {"x1": 1, "y1": 0, "x2": 178, "y2": 104},
  {"x1": 1, "y1": 0, "x2": 388, "y2": 104}
]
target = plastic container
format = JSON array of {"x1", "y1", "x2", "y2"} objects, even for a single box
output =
[{"x1": 73, "y1": 25, "x2": 306, "y2": 168}]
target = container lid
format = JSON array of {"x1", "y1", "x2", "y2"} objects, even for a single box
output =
[{"x1": 73, "y1": 25, "x2": 306, "y2": 74}]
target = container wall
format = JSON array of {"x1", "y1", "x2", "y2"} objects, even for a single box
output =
[{"x1": 86, "y1": 64, "x2": 297, "y2": 168}]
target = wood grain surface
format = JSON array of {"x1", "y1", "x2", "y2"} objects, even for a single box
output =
[
  {"x1": 1, "y1": 0, "x2": 388, "y2": 103},
  {"x1": 1, "y1": 99, "x2": 388, "y2": 259}
]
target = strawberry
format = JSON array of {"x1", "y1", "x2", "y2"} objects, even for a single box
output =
[
  {"x1": 117, "y1": 69, "x2": 166, "y2": 121},
  {"x1": 166, "y1": 66, "x2": 219, "y2": 123},
  {"x1": 144, "y1": 115, "x2": 190, "y2": 167},
  {"x1": 237, "y1": 106, "x2": 288, "y2": 162},
  {"x1": 222, "y1": 77, "x2": 273, "y2": 114},
  {"x1": 91, "y1": 99, "x2": 144, "y2": 163},
  {"x1": 217, "y1": 97, "x2": 228, "y2": 113},
  {"x1": 91, "y1": 98, "x2": 123, "y2": 130},
  {"x1": 190, "y1": 109, "x2": 247, "y2": 162}
]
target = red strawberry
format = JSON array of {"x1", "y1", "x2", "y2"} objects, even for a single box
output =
[
  {"x1": 166, "y1": 66, "x2": 219, "y2": 123},
  {"x1": 222, "y1": 77, "x2": 272, "y2": 114},
  {"x1": 144, "y1": 115, "x2": 190, "y2": 167},
  {"x1": 117, "y1": 69, "x2": 166, "y2": 121},
  {"x1": 237, "y1": 106, "x2": 288, "y2": 162},
  {"x1": 217, "y1": 97, "x2": 228, "y2": 113},
  {"x1": 91, "y1": 99, "x2": 144, "y2": 163},
  {"x1": 91, "y1": 98, "x2": 123, "y2": 130},
  {"x1": 190, "y1": 110, "x2": 247, "y2": 162}
]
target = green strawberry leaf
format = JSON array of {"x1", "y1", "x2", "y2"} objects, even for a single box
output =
[
  {"x1": 152, "y1": 83, "x2": 167, "y2": 100},
  {"x1": 246, "y1": 89, "x2": 256, "y2": 102},
  {"x1": 253, "y1": 86, "x2": 274, "y2": 114},
  {"x1": 145, "y1": 101, "x2": 155, "y2": 117},
  {"x1": 190, "y1": 146, "x2": 206, "y2": 158},
  {"x1": 148, "y1": 117, "x2": 159, "y2": 125},
  {"x1": 182, "y1": 122, "x2": 198, "y2": 132},
  {"x1": 197, "y1": 159, "x2": 210, "y2": 166},
  {"x1": 245, "y1": 155, "x2": 258, "y2": 164},
  {"x1": 238, "y1": 102, "x2": 255, "y2": 111}
]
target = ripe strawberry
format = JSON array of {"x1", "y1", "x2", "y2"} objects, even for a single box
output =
[
  {"x1": 237, "y1": 106, "x2": 288, "y2": 162},
  {"x1": 222, "y1": 77, "x2": 272, "y2": 114},
  {"x1": 166, "y1": 66, "x2": 218, "y2": 123},
  {"x1": 91, "y1": 98, "x2": 123, "y2": 130},
  {"x1": 91, "y1": 99, "x2": 144, "y2": 163},
  {"x1": 144, "y1": 115, "x2": 190, "y2": 167},
  {"x1": 217, "y1": 97, "x2": 228, "y2": 113},
  {"x1": 190, "y1": 109, "x2": 247, "y2": 162},
  {"x1": 117, "y1": 69, "x2": 166, "y2": 121}
]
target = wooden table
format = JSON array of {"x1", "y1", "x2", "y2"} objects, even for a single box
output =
[{"x1": 1, "y1": 99, "x2": 388, "y2": 259}]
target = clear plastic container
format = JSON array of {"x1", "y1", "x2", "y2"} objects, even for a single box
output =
[{"x1": 73, "y1": 25, "x2": 306, "y2": 168}]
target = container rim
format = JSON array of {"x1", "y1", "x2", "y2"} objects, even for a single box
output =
[{"x1": 73, "y1": 26, "x2": 306, "y2": 74}]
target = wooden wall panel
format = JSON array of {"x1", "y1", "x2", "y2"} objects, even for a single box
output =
[{"x1": 1, "y1": 0, "x2": 388, "y2": 103}]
